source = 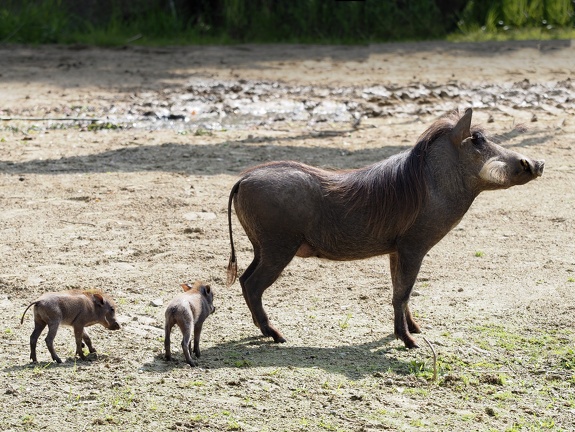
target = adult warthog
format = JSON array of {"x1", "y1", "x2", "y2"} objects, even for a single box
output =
[{"x1": 226, "y1": 108, "x2": 544, "y2": 348}]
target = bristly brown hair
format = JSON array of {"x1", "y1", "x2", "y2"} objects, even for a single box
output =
[{"x1": 324, "y1": 110, "x2": 469, "y2": 238}]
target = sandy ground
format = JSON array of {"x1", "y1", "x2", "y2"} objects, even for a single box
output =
[{"x1": 0, "y1": 41, "x2": 574, "y2": 431}]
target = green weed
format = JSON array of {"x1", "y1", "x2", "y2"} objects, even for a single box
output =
[
  {"x1": 87, "y1": 122, "x2": 119, "y2": 131},
  {"x1": 234, "y1": 359, "x2": 251, "y2": 368},
  {"x1": 339, "y1": 313, "x2": 352, "y2": 330},
  {"x1": 21, "y1": 414, "x2": 35, "y2": 425}
]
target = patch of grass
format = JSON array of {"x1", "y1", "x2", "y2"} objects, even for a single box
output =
[
  {"x1": 87, "y1": 122, "x2": 120, "y2": 131},
  {"x1": 318, "y1": 418, "x2": 339, "y2": 431},
  {"x1": 190, "y1": 414, "x2": 209, "y2": 423},
  {"x1": 410, "y1": 418, "x2": 426, "y2": 427},
  {"x1": 181, "y1": 380, "x2": 205, "y2": 388},
  {"x1": 451, "y1": 25, "x2": 575, "y2": 42},
  {"x1": 338, "y1": 313, "x2": 352, "y2": 330},
  {"x1": 404, "y1": 387, "x2": 430, "y2": 396},
  {"x1": 452, "y1": 0, "x2": 575, "y2": 42},
  {"x1": 557, "y1": 347, "x2": 575, "y2": 370},
  {"x1": 148, "y1": 398, "x2": 159, "y2": 411},
  {"x1": 408, "y1": 359, "x2": 434, "y2": 380},
  {"x1": 194, "y1": 128, "x2": 212, "y2": 136},
  {"x1": 480, "y1": 373, "x2": 507, "y2": 386},
  {"x1": 110, "y1": 386, "x2": 135, "y2": 412},
  {"x1": 227, "y1": 419, "x2": 241, "y2": 431},
  {"x1": 21, "y1": 414, "x2": 35, "y2": 425},
  {"x1": 474, "y1": 251, "x2": 485, "y2": 257},
  {"x1": 492, "y1": 390, "x2": 514, "y2": 401},
  {"x1": 32, "y1": 361, "x2": 54, "y2": 375},
  {"x1": 290, "y1": 387, "x2": 309, "y2": 398},
  {"x1": 234, "y1": 359, "x2": 252, "y2": 368}
]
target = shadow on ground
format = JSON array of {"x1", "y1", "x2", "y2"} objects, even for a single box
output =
[
  {"x1": 0, "y1": 129, "x2": 553, "y2": 176},
  {"x1": 142, "y1": 334, "x2": 416, "y2": 380}
]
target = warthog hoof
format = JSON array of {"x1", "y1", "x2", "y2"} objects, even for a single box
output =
[{"x1": 261, "y1": 325, "x2": 286, "y2": 343}]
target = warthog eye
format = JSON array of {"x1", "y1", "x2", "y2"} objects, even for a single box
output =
[{"x1": 471, "y1": 131, "x2": 485, "y2": 146}]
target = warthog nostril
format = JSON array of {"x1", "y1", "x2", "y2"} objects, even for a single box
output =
[{"x1": 520, "y1": 159, "x2": 530, "y2": 172}]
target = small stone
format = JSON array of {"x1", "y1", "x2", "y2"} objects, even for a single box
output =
[
  {"x1": 150, "y1": 298, "x2": 163, "y2": 307},
  {"x1": 0, "y1": 296, "x2": 13, "y2": 309},
  {"x1": 183, "y1": 212, "x2": 216, "y2": 221}
]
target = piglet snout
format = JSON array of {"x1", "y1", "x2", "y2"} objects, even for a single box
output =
[
  {"x1": 108, "y1": 321, "x2": 121, "y2": 330},
  {"x1": 104, "y1": 317, "x2": 121, "y2": 330}
]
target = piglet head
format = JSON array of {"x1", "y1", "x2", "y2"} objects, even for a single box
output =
[
  {"x1": 93, "y1": 292, "x2": 121, "y2": 330},
  {"x1": 201, "y1": 284, "x2": 216, "y2": 315}
]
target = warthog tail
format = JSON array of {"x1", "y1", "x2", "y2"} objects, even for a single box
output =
[
  {"x1": 226, "y1": 180, "x2": 241, "y2": 287},
  {"x1": 20, "y1": 301, "x2": 38, "y2": 325}
]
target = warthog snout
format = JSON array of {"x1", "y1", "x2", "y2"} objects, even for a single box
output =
[
  {"x1": 521, "y1": 158, "x2": 545, "y2": 177},
  {"x1": 535, "y1": 160, "x2": 545, "y2": 176}
]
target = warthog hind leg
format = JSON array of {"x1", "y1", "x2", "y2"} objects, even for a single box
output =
[{"x1": 241, "y1": 246, "x2": 298, "y2": 343}]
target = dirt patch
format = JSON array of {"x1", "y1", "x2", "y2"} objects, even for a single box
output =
[{"x1": 1, "y1": 42, "x2": 574, "y2": 431}]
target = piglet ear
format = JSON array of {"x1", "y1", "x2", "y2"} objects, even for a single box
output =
[
  {"x1": 93, "y1": 293, "x2": 105, "y2": 306},
  {"x1": 201, "y1": 285, "x2": 211, "y2": 296},
  {"x1": 181, "y1": 283, "x2": 192, "y2": 292},
  {"x1": 450, "y1": 108, "x2": 472, "y2": 146}
]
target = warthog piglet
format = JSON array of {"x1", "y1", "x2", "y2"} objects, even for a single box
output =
[
  {"x1": 164, "y1": 281, "x2": 215, "y2": 367},
  {"x1": 20, "y1": 289, "x2": 121, "y2": 363}
]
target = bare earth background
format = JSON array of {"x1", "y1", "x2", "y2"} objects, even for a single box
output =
[{"x1": 1, "y1": 41, "x2": 574, "y2": 431}]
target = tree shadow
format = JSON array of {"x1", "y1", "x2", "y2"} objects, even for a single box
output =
[
  {"x1": 0, "y1": 39, "x2": 570, "y2": 90},
  {"x1": 0, "y1": 131, "x2": 411, "y2": 176},
  {"x1": 0, "y1": 127, "x2": 552, "y2": 177}
]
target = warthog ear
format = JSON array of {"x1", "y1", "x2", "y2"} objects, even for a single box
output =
[
  {"x1": 451, "y1": 108, "x2": 472, "y2": 146},
  {"x1": 181, "y1": 283, "x2": 192, "y2": 292},
  {"x1": 201, "y1": 285, "x2": 211, "y2": 296},
  {"x1": 93, "y1": 293, "x2": 105, "y2": 306}
]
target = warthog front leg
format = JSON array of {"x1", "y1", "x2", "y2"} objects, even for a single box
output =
[
  {"x1": 82, "y1": 330, "x2": 96, "y2": 353},
  {"x1": 74, "y1": 326, "x2": 88, "y2": 360},
  {"x1": 390, "y1": 251, "x2": 424, "y2": 349}
]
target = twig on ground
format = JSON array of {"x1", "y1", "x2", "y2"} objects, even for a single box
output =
[
  {"x1": 423, "y1": 337, "x2": 438, "y2": 383},
  {"x1": 60, "y1": 220, "x2": 97, "y2": 227},
  {"x1": 1, "y1": 117, "x2": 102, "y2": 122}
]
